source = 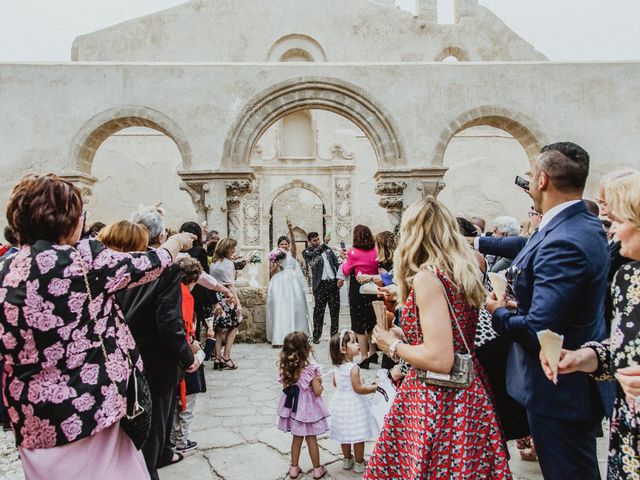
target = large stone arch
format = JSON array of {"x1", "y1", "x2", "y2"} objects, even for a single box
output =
[
  {"x1": 70, "y1": 106, "x2": 192, "y2": 175},
  {"x1": 222, "y1": 77, "x2": 405, "y2": 170},
  {"x1": 433, "y1": 105, "x2": 548, "y2": 166}
]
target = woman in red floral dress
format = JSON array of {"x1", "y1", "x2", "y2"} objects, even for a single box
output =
[{"x1": 367, "y1": 197, "x2": 511, "y2": 479}]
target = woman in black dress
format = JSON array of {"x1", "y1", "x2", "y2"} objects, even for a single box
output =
[{"x1": 340, "y1": 225, "x2": 379, "y2": 368}]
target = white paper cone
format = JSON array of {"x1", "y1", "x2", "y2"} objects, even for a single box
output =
[{"x1": 537, "y1": 329, "x2": 564, "y2": 380}]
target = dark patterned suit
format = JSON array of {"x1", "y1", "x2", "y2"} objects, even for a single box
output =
[{"x1": 302, "y1": 244, "x2": 341, "y2": 341}]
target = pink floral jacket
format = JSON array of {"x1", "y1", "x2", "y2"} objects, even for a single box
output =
[{"x1": 0, "y1": 239, "x2": 172, "y2": 448}]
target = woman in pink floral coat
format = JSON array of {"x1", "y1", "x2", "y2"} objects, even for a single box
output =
[{"x1": 0, "y1": 174, "x2": 194, "y2": 479}]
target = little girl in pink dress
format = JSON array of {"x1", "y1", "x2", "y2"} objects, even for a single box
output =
[{"x1": 276, "y1": 331, "x2": 330, "y2": 479}]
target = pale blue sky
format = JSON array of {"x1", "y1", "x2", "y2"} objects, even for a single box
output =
[{"x1": 0, "y1": 0, "x2": 638, "y2": 61}]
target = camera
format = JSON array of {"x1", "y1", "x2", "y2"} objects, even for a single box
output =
[{"x1": 515, "y1": 175, "x2": 530, "y2": 192}]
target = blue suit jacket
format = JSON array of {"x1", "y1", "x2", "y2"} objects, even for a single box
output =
[
  {"x1": 478, "y1": 235, "x2": 527, "y2": 260},
  {"x1": 492, "y1": 201, "x2": 610, "y2": 423}
]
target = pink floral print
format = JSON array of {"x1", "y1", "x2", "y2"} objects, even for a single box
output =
[
  {"x1": 47, "y1": 278, "x2": 71, "y2": 297},
  {"x1": 72, "y1": 393, "x2": 96, "y2": 412},
  {"x1": 0, "y1": 239, "x2": 172, "y2": 447},
  {"x1": 20, "y1": 405, "x2": 57, "y2": 449},
  {"x1": 80, "y1": 364, "x2": 100, "y2": 385},
  {"x1": 35, "y1": 250, "x2": 57, "y2": 275},
  {"x1": 60, "y1": 414, "x2": 83, "y2": 442}
]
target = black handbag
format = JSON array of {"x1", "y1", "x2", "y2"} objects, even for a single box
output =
[
  {"x1": 76, "y1": 249, "x2": 152, "y2": 449},
  {"x1": 414, "y1": 267, "x2": 475, "y2": 389},
  {"x1": 120, "y1": 358, "x2": 153, "y2": 449}
]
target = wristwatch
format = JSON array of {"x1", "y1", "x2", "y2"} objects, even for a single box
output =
[{"x1": 387, "y1": 339, "x2": 401, "y2": 362}]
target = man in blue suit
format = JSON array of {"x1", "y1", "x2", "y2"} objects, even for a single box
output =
[{"x1": 487, "y1": 143, "x2": 609, "y2": 479}]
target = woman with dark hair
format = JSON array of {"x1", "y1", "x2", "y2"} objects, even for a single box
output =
[
  {"x1": 266, "y1": 221, "x2": 310, "y2": 347},
  {"x1": 340, "y1": 225, "x2": 379, "y2": 368},
  {"x1": 0, "y1": 173, "x2": 194, "y2": 478},
  {"x1": 179, "y1": 221, "x2": 215, "y2": 340}
]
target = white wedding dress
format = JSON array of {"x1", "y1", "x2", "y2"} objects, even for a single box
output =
[{"x1": 266, "y1": 251, "x2": 310, "y2": 345}]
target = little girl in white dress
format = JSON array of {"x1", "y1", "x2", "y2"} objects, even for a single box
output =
[{"x1": 328, "y1": 329, "x2": 378, "y2": 474}]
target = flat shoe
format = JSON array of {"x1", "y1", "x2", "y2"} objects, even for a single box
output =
[
  {"x1": 169, "y1": 452, "x2": 184, "y2": 465},
  {"x1": 288, "y1": 465, "x2": 302, "y2": 478},
  {"x1": 312, "y1": 466, "x2": 327, "y2": 479}
]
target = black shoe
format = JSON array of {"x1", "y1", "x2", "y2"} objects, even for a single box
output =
[
  {"x1": 358, "y1": 358, "x2": 370, "y2": 370},
  {"x1": 176, "y1": 440, "x2": 198, "y2": 453},
  {"x1": 368, "y1": 353, "x2": 379, "y2": 364}
]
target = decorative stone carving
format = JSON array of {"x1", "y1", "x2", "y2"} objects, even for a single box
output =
[
  {"x1": 334, "y1": 178, "x2": 353, "y2": 242},
  {"x1": 179, "y1": 181, "x2": 211, "y2": 220},
  {"x1": 417, "y1": 179, "x2": 445, "y2": 198},
  {"x1": 326, "y1": 144, "x2": 354, "y2": 161},
  {"x1": 242, "y1": 181, "x2": 261, "y2": 245},
  {"x1": 375, "y1": 181, "x2": 407, "y2": 234},
  {"x1": 225, "y1": 180, "x2": 252, "y2": 242}
]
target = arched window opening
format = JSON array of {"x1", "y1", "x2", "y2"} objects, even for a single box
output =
[
  {"x1": 281, "y1": 110, "x2": 314, "y2": 158},
  {"x1": 438, "y1": 125, "x2": 531, "y2": 225}
]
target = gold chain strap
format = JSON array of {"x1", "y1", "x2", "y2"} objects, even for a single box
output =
[{"x1": 72, "y1": 247, "x2": 132, "y2": 367}]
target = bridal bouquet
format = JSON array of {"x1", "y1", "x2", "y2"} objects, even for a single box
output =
[{"x1": 269, "y1": 248, "x2": 287, "y2": 264}]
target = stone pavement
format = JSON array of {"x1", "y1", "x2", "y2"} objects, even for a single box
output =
[{"x1": 0, "y1": 309, "x2": 608, "y2": 479}]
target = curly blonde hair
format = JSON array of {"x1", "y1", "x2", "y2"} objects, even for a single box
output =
[
  {"x1": 606, "y1": 171, "x2": 640, "y2": 229},
  {"x1": 394, "y1": 196, "x2": 486, "y2": 308},
  {"x1": 279, "y1": 331, "x2": 311, "y2": 387}
]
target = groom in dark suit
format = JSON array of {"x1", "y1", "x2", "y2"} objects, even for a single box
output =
[
  {"x1": 302, "y1": 232, "x2": 343, "y2": 343},
  {"x1": 487, "y1": 143, "x2": 609, "y2": 479}
]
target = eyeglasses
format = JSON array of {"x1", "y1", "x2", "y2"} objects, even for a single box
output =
[
  {"x1": 527, "y1": 211, "x2": 542, "y2": 218},
  {"x1": 595, "y1": 198, "x2": 607, "y2": 207}
]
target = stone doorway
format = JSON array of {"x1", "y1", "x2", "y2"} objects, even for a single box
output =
[{"x1": 269, "y1": 186, "x2": 326, "y2": 285}]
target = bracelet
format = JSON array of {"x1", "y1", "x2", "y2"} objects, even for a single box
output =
[
  {"x1": 387, "y1": 339, "x2": 401, "y2": 362},
  {"x1": 170, "y1": 235, "x2": 185, "y2": 251}
]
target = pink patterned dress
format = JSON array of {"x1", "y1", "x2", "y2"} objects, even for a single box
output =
[
  {"x1": 276, "y1": 364, "x2": 330, "y2": 436},
  {"x1": 364, "y1": 269, "x2": 511, "y2": 479}
]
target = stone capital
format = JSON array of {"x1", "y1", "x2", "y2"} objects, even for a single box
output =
[
  {"x1": 375, "y1": 181, "x2": 407, "y2": 198},
  {"x1": 225, "y1": 180, "x2": 252, "y2": 205}
]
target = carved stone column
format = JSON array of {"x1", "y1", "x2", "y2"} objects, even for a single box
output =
[
  {"x1": 242, "y1": 181, "x2": 261, "y2": 246},
  {"x1": 179, "y1": 181, "x2": 211, "y2": 222},
  {"x1": 334, "y1": 178, "x2": 353, "y2": 243},
  {"x1": 225, "y1": 180, "x2": 252, "y2": 242},
  {"x1": 375, "y1": 181, "x2": 407, "y2": 234}
]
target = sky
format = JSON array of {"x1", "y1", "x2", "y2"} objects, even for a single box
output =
[{"x1": 0, "y1": 0, "x2": 639, "y2": 61}]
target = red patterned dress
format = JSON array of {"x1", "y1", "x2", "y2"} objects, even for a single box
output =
[{"x1": 364, "y1": 269, "x2": 511, "y2": 479}]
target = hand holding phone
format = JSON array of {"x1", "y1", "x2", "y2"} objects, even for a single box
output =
[{"x1": 515, "y1": 175, "x2": 530, "y2": 192}]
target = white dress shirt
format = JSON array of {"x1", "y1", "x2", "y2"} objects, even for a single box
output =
[
  {"x1": 536, "y1": 200, "x2": 581, "y2": 233},
  {"x1": 320, "y1": 251, "x2": 336, "y2": 280}
]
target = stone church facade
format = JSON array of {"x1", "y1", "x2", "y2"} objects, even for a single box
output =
[{"x1": 1, "y1": 0, "x2": 639, "y2": 283}]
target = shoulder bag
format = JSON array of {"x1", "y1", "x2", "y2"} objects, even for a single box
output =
[
  {"x1": 75, "y1": 248, "x2": 152, "y2": 449},
  {"x1": 414, "y1": 267, "x2": 475, "y2": 389}
]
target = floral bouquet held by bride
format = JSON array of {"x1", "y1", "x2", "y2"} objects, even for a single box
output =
[{"x1": 268, "y1": 248, "x2": 287, "y2": 277}]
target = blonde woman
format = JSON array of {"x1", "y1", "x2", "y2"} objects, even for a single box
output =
[
  {"x1": 210, "y1": 238, "x2": 243, "y2": 370},
  {"x1": 365, "y1": 197, "x2": 510, "y2": 479},
  {"x1": 541, "y1": 171, "x2": 640, "y2": 479}
]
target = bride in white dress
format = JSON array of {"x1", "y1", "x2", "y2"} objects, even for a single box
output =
[{"x1": 266, "y1": 222, "x2": 310, "y2": 346}]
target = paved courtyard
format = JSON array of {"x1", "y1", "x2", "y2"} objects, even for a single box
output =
[{"x1": 0, "y1": 309, "x2": 608, "y2": 480}]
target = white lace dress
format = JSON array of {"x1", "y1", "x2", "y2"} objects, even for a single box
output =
[
  {"x1": 266, "y1": 251, "x2": 310, "y2": 345},
  {"x1": 329, "y1": 362, "x2": 377, "y2": 444}
]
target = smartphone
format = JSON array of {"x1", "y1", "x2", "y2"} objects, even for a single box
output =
[
  {"x1": 515, "y1": 175, "x2": 530, "y2": 192},
  {"x1": 380, "y1": 271, "x2": 394, "y2": 286},
  {"x1": 340, "y1": 241, "x2": 346, "y2": 250}
]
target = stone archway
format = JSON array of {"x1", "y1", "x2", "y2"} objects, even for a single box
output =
[
  {"x1": 433, "y1": 105, "x2": 548, "y2": 166},
  {"x1": 221, "y1": 77, "x2": 405, "y2": 170},
  {"x1": 70, "y1": 105, "x2": 192, "y2": 176},
  {"x1": 266, "y1": 180, "x2": 330, "y2": 249}
]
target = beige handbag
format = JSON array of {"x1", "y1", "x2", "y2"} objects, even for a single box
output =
[{"x1": 414, "y1": 267, "x2": 475, "y2": 389}]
